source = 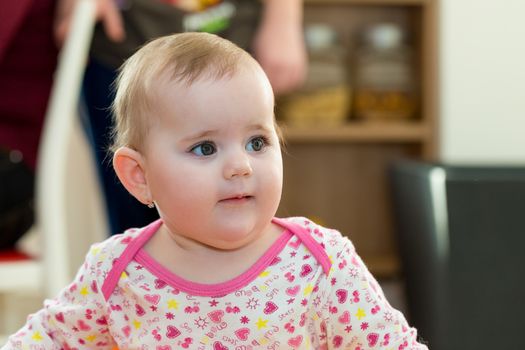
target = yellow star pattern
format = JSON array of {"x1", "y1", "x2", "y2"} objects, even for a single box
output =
[
  {"x1": 259, "y1": 270, "x2": 270, "y2": 277},
  {"x1": 120, "y1": 271, "x2": 128, "y2": 280},
  {"x1": 85, "y1": 334, "x2": 97, "y2": 342},
  {"x1": 303, "y1": 284, "x2": 313, "y2": 296},
  {"x1": 260, "y1": 285, "x2": 268, "y2": 291},
  {"x1": 90, "y1": 247, "x2": 100, "y2": 256},
  {"x1": 167, "y1": 299, "x2": 179, "y2": 309},
  {"x1": 31, "y1": 331, "x2": 43, "y2": 342},
  {"x1": 80, "y1": 286, "x2": 89, "y2": 296},
  {"x1": 355, "y1": 308, "x2": 366, "y2": 320},
  {"x1": 255, "y1": 318, "x2": 268, "y2": 329},
  {"x1": 133, "y1": 319, "x2": 141, "y2": 329},
  {"x1": 201, "y1": 336, "x2": 210, "y2": 344}
]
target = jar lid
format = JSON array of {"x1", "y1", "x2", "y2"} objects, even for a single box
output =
[
  {"x1": 305, "y1": 24, "x2": 338, "y2": 51},
  {"x1": 365, "y1": 23, "x2": 403, "y2": 50}
]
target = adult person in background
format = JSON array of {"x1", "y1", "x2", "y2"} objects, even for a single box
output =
[
  {"x1": 0, "y1": 0, "x2": 59, "y2": 249},
  {"x1": 55, "y1": 0, "x2": 307, "y2": 235}
]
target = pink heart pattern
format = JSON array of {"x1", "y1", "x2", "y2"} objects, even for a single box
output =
[
  {"x1": 122, "y1": 325, "x2": 131, "y2": 338},
  {"x1": 263, "y1": 301, "x2": 278, "y2": 314},
  {"x1": 367, "y1": 332, "x2": 379, "y2": 347},
  {"x1": 55, "y1": 312, "x2": 65, "y2": 323},
  {"x1": 335, "y1": 289, "x2": 348, "y2": 304},
  {"x1": 156, "y1": 346, "x2": 171, "y2": 350},
  {"x1": 208, "y1": 310, "x2": 224, "y2": 323},
  {"x1": 234, "y1": 328, "x2": 250, "y2": 341},
  {"x1": 95, "y1": 317, "x2": 107, "y2": 325},
  {"x1": 135, "y1": 304, "x2": 146, "y2": 316},
  {"x1": 9, "y1": 218, "x2": 425, "y2": 350},
  {"x1": 333, "y1": 335, "x2": 343, "y2": 348},
  {"x1": 285, "y1": 285, "x2": 300, "y2": 296},
  {"x1": 155, "y1": 279, "x2": 167, "y2": 289},
  {"x1": 213, "y1": 341, "x2": 229, "y2": 350},
  {"x1": 166, "y1": 325, "x2": 181, "y2": 339},
  {"x1": 288, "y1": 335, "x2": 303, "y2": 348},
  {"x1": 338, "y1": 311, "x2": 351, "y2": 324},
  {"x1": 77, "y1": 319, "x2": 91, "y2": 331},
  {"x1": 144, "y1": 294, "x2": 161, "y2": 305},
  {"x1": 300, "y1": 264, "x2": 313, "y2": 277}
]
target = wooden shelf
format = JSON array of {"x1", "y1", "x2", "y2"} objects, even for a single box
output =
[
  {"x1": 281, "y1": 121, "x2": 429, "y2": 143},
  {"x1": 280, "y1": 0, "x2": 438, "y2": 280},
  {"x1": 306, "y1": 0, "x2": 430, "y2": 6}
]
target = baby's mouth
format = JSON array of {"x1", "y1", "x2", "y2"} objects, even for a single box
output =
[{"x1": 219, "y1": 195, "x2": 253, "y2": 204}]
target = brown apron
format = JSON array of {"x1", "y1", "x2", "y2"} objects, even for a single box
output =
[{"x1": 91, "y1": 0, "x2": 262, "y2": 69}]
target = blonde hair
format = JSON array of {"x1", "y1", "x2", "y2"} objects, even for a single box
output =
[{"x1": 111, "y1": 32, "x2": 260, "y2": 152}]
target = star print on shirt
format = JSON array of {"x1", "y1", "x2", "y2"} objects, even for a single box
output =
[
  {"x1": 356, "y1": 308, "x2": 366, "y2": 320},
  {"x1": 256, "y1": 318, "x2": 268, "y2": 329},
  {"x1": 246, "y1": 298, "x2": 259, "y2": 309},
  {"x1": 167, "y1": 299, "x2": 179, "y2": 309},
  {"x1": 194, "y1": 317, "x2": 208, "y2": 329},
  {"x1": 6, "y1": 217, "x2": 428, "y2": 350}
]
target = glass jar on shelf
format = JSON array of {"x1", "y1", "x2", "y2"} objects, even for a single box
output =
[
  {"x1": 352, "y1": 22, "x2": 417, "y2": 122},
  {"x1": 278, "y1": 23, "x2": 351, "y2": 127}
]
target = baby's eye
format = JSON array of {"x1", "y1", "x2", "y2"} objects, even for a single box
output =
[
  {"x1": 246, "y1": 136, "x2": 268, "y2": 152},
  {"x1": 191, "y1": 141, "x2": 216, "y2": 156}
]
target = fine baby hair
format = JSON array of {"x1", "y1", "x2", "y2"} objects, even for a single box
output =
[
  {"x1": 2, "y1": 32, "x2": 428, "y2": 350},
  {"x1": 110, "y1": 32, "x2": 259, "y2": 153}
]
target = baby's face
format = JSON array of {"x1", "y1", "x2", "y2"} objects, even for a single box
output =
[{"x1": 141, "y1": 66, "x2": 283, "y2": 249}]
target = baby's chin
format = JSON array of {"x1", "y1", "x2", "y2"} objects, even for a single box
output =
[
  {"x1": 209, "y1": 220, "x2": 280, "y2": 251},
  {"x1": 205, "y1": 231, "x2": 262, "y2": 251}
]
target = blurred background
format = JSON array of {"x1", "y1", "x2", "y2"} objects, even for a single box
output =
[{"x1": 1, "y1": 0, "x2": 524, "y2": 348}]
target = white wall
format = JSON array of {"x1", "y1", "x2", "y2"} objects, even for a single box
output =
[{"x1": 439, "y1": 0, "x2": 525, "y2": 164}]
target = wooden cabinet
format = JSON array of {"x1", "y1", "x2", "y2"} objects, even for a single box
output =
[{"x1": 276, "y1": 0, "x2": 438, "y2": 278}]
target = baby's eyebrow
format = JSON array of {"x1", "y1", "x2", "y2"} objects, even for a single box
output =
[
  {"x1": 182, "y1": 123, "x2": 273, "y2": 143},
  {"x1": 182, "y1": 129, "x2": 219, "y2": 143},
  {"x1": 246, "y1": 123, "x2": 273, "y2": 133}
]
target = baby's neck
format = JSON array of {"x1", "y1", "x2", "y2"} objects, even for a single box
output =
[{"x1": 144, "y1": 222, "x2": 283, "y2": 284}]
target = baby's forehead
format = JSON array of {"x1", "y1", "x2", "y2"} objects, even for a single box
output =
[
  {"x1": 147, "y1": 69, "x2": 273, "y2": 124},
  {"x1": 161, "y1": 57, "x2": 260, "y2": 86},
  {"x1": 152, "y1": 62, "x2": 266, "y2": 102}
]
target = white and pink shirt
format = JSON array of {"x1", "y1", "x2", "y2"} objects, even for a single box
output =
[{"x1": 3, "y1": 217, "x2": 428, "y2": 349}]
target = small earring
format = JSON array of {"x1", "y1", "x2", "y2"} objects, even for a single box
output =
[{"x1": 147, "y1": 202, "x2": 155, "y2": 209}]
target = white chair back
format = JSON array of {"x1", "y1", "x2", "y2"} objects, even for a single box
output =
[{"x1": 36, "y1": 0, "x2": 108, "y2": 298}]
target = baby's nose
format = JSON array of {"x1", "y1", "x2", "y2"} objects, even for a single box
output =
[{"x1": 223, "y1": 150, "x2": 253, "y2": 179}]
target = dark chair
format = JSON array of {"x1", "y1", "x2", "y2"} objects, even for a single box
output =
[{"x1": 390, "y1": 161, "x2": 525, "y2": 350}]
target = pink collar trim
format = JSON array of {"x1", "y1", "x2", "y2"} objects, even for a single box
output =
[
  {"x1": 135, "y1": 227, "x2": 293, "y2": 297},
  {"x1": 101, "y1": 218, "x2": 331, "y2": 300}
]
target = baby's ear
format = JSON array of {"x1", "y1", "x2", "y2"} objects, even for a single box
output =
[{"x1": 113, "y1": 147, "x2": 151, "y2": 205}]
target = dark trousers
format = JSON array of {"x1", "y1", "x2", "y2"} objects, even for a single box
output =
[{"x1": 82, "y1": 59, "x2": 158, "y2": 235}]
